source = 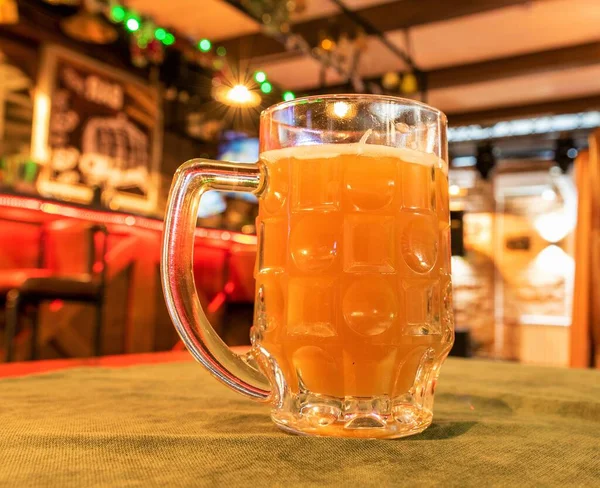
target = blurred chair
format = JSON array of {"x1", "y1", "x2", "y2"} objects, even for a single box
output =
[
  {"x1": 0, "y1": 214, "x2": 45, "y2": 271},
  {"x1": 103, "y1": 223, "x2": 162, "y2": 355},
  {"x1": 171, "y1": 236, "x2": 235, "y2": 351},
  {"x1": 0, "y1": 217, "x2": 47, "y2": 304},
  {"x1": 3, "y1": 221, "x2": 108, "y2": 361}
]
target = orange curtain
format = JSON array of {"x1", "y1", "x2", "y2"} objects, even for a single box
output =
[{"x1": 571, "y1": 129, "x2": 600, "y2": 368}]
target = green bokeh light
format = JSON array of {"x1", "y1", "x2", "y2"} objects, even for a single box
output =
[
  {"x1": 110, "y1": 6, "x2": 126, "y2": 23},
  {"x1": 198, "y1": 39, "x2": 212, "y2": 52},
  {"x1": 260, "y1": 82, "x2": 272, "y2": 94},
  {"x1": 125, "y1": 17, "x2": 140, "y2": 32},
  {"x1": 283, "y1": 91, "x2": 295, "y2": 101},
  {"x1": 154, "y1": 28, "x2": 167, "y2": 41},
  {"x1": 163, "y1": 33, "x2": 175, "y2": 46},
  {"x1": 254, "y1": 71, "x2": 267, "y2": 83}
]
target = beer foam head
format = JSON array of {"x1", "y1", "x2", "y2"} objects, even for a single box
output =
[{"x1": 261, "y1": 143, "x2": 447, "y2": 173}]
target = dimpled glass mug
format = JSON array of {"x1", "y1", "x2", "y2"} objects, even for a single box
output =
[{"x1": 161, "y1": 95, "x2": 454, "y2": 439}]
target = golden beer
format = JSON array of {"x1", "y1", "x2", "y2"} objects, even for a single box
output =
[
  {"x1": 254, "y1": 143, "x2": 453, "y2": 409},
  {"x1": 163, "y1": 95, "x2": 452, "y2": 438}
]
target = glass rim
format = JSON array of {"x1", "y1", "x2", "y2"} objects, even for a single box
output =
[{"x1": 261, "y1": 93, "x2": 447, "y2": 124}]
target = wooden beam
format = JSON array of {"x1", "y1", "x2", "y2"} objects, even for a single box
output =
[
  {"x1": 221, "y1": 0, "x2": 539, "y2": 60},
  {"x1": 446, "y1": 94, "x2": 600, "y2": 126},
  {"x1": 301, "y1": 42, "x2": 600, "y2": 94},
  {"x1": 428, "y1": 42, "x2": 600, "y2": 90}
]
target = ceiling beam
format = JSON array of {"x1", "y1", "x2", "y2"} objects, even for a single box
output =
[
  {"x1": 446, "y1": 94, "x2": 600, "y2": 126},
  {"x1": 221, "y1": 0, "x2": 539, "y2": 61},
  {"x1": 427, "y1": 41, "x2": 600, "y2": 90},
  {"x1": 299, "y1": 41, "x2": 600, "y2": 94}
]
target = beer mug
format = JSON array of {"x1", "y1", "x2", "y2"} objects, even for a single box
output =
[{"x1": 162, "y1": 95, "x2": 454, "y2": 439}]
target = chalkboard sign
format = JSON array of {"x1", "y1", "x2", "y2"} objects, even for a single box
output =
[{"x1": 33, "y1": 45, "x2": 161, "y2": 214}]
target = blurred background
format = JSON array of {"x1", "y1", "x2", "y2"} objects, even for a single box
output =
[{"x1": 0, "y1": 0, "x2": 598, "y2": 368}]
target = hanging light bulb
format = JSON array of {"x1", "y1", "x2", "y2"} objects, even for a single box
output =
[
  {"x1": 534, "y1": 213, "x2": 574, "y2": 243},
  {"x1": 61, "y1": 0, "x2": 118, "y2": 44},
  {"x1": 475, "y1": 143, "x2": 496, "y2": 180},
  {"x1": 554, "y1": 137, "x2": 577, "y2": 173},
  {"x1": 382, "y1": 72, "x2": 400, "y2": 90},
  {"x1": 400, "y1": 72, "x2": 418, "y2": 94},
  {"x1": 214, "y1": 83, "x2": 261, "y2": 107},
  {"x1": 227, "y1": 85, "x2": 252, "y2": 104},
  {"x1": 320, "y1": 36, "x2": 335, "y2": 51},
  {"x1": 319, "y1": 28, "x2": 337, "y2": 52}
]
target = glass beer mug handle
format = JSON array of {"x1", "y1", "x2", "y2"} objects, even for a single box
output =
[{"x1": 161, "y1": 159, "x2": 271, "y2": 401}]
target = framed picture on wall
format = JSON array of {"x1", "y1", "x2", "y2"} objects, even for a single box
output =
[{"x1": 32, "y1": 44, "x2": 162, "y2": 214}]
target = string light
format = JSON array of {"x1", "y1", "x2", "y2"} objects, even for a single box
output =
[
  {"x1": 110, "y1": 5, "x2": 126, "y2": 23},
  {"x1": 125, "y1": 17, "x2": 140, "y2": 32},
  {"x1": 254, "y1": 71, "x2": 267, "y2": 83},
  {"x1": 260, "y1": 82, "x2": 272, "y2": 94},
  {"x1": 198, "y1": 39, "x2": 212, "y2": 52},
  {"x1": 163, "y1": 33, "x2": 175, "y2": 46},
  {"x1": 107, "y1": 4, "x2": 295, "y2": 100}
]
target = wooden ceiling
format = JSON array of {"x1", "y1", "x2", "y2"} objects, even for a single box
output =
[
  {"x1": 127, "y1": 0, "x2": 600, "y2": 124},
  {"x1": 18, "y1": 0, "x2": 600, "y2": 124}
]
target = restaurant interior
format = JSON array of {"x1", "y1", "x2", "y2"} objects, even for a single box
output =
[{"x1": 0, "y1": 0, "x2": 599, "y2": 371}]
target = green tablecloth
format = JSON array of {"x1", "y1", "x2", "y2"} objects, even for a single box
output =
[{"x1": 1, "y1": 358, "x2": 599, "y2": 487}]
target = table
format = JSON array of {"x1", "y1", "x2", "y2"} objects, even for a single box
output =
[{"x1": 1, "y1": 355, "x2": 599, "y2": 487}]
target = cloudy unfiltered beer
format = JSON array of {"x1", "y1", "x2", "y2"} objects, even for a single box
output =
[
  {"x1": 254, "y1": 143, "x2": 454, "y2": 400},
  {"x1": 163, "y1": 94, "x2": 452, "y2": 438}
]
